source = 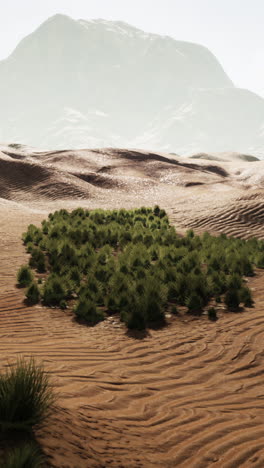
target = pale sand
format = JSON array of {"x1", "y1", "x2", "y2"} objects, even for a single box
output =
[{"x1": 1, "y1": 147, "x2": 264, "y2": 467}]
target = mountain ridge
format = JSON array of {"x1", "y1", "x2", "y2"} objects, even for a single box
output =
[{"x1": 0, "y1": 14, "x2": 263, "y2": 157}]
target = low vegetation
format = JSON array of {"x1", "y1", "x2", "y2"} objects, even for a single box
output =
[
  {"x1": 1, "y1": 444, "x2": 44, "y2": 468},
  {"x1": 0, "y1": 358, "x2": 54, "y2": 432},
  {"x1": 17, "y1": 265, "x2": 33, "y2": 288},
  {"x1": 0, "y1": 358, "x2": 54, "y2": 466},
  {"x1": 18, "y1": 206, "x2": 264, "y2": 329}
]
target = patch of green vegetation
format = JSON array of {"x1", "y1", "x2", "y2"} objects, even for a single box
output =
[
  {"x1": 18, "y1": 207, "x2": 264, "y2": 330},
  {"x1": 208, "y1": 307, "x2": 218, "y2": 322},
  {"x1": 1, "y1": 443, "x2": 44, "y2": 468},
  {"x1": 17, "y1": 265, "x2": 34, "y2": 288},
  {"x1": 0, "y1": 358, "x2": 55, "y2": 432},
  {"x1": 26, "y1": 282, "x2": 41, "y2": 305}
]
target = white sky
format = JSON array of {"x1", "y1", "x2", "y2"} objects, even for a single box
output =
[{"x1": 1, "y1": 0, "x2": 264, "y2": 97}]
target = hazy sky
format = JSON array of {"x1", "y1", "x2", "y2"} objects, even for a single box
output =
[{"x1": 1, "y1": 0, "x2": 264, "y2": 97}]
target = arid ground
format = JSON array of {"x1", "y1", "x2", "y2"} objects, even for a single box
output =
[{"x1": 1, "y1": 146, "x2": 264, "y2": 467}]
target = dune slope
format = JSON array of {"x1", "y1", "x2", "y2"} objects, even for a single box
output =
[{"x1": 1, "y1": 147, "x2": 264, "y2": 467}]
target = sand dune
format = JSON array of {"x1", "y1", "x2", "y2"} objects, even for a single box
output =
[
  {"x1": 190, "y1": 151, "x2": 260, "y2": 162},
  {"x1": 1, "y1": 147, "x2": 264, "y2": 467}
]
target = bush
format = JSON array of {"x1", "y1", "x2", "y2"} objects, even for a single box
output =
[
  {"x1": 153, "y1": 205, "x2": 161, "y2": 217},
  {"x1": 68, "y1": 266, "x2": 81, "y2": 286},
  {"x1": 186, "y1": 293, "x2": 203, "y2": 314},
  {"x1": 74, "y1": 299, "x2": 105, "y2": 325},
  {"x1": 227, "y1": 274, "x2": 242, "y2": 290},
  {"x1": 225, "y1": 289, "x2": 240, "y2": 311},
  {"x1": 25, "y1": 283, "x2": 40, "y2": 305},
  {"x1": 0, "y1": 358, "x2": 54, "y2": 432},
  {"x1": 143, "y1": 278, "x2": 167, "y2": 323},
  {"x1": 145, "y1": 297, "x2": 164, "y2": 323},
  {"x1": 29, "y1": 248, "x2": 46, "y2": 273},
  {"x1": 256, "y1": 253, "x2": 264, "y2": 268},
  {"x1": 2, "y1": 444, "x2": 44, "y2": 468},
  {"x1": 17, "y1": 266, "x2": 33, "y2": 288},
  {"x1": 208, "y1": 307, "x2": 218, "y2": 321},
  {"x1": 106, "y1": 295, "x2": 120, "y2": 312},
  {"x1": 125, "y1": 298, "x2": 146, "y2": 330},
  {"x1": 59, "y1": 300, "x2": 67, "y2": 310},
  {"x1": 240, "y1": 286, "x2": 254, "y2": 307},
  {"x1": 42, "y1": 275, "x2": 67, "y2": 306}
]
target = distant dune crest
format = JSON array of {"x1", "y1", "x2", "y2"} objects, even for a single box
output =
[{"x1": 0, "y1": 145, "x2": 264, "y2": 239}]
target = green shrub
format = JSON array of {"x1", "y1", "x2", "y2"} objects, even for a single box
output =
[
  {"x1": 208, "y1": 307, "x2": 218, "y2": 321},
  {"x1": 29, "y1": 248, "x2": 46, "y2": 273},
  {"x1": 94, "y1": 265, "x2": 111, "y2": 283},
  {"x1": 256, "y1": 253, "x2": 264, "y2": 268},
  {"x1": 227, "y1": 274, "x2": 242, "y2": 290},
  {"x1": 17, "y1": 266, "x2": 34, "y2": 288},
  {"x1": 225, "y1": 289, "x2": 240, "y2": 311},
  {"x1": 186, "y1": 293, "x2": 203, "y2": 314},
  {"x1": 74, "y1": 299, "x2": 105, "y2": 325},
  {"x1": 125, "y1": 298, "x2": 146, "y2": 330},
  {"x1": 153, "y1": 205, "x2": 161, "y2": 217},
  {"x1": 242, "y1": 258, "x2": 254, "y2": 277},
  {"x1": 240, "y1": 286, "x2": 254, "y2": 307},
  {"x1": 68, "y1": 267, "x2": 81, "y2": 287},
  {"x1": 145, "y1": 296, "x2": 164, "y2": 323},
  {"x1": 25, "y1": 283, "x2": 40, "y2": 305},
  {"x1": 42, "y1": 275, "x2": 67, "y2": 306},
  {"x1": 0, "y1": 358, "x2": 54, "y2": 432},
  {"x1": 25, "y1": 242, "x2": 35, "y2": 254},
  {"x1": 2, "y1": 444, "x2": 44, "y2": 468},
  {"x1": 168, "y1": 282, "x2": 179, "y2": 302},
  {"x1": 106, "y1": 295, "x2": 120, "y2": 312}
]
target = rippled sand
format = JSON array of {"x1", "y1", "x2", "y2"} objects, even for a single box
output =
[{"x1": 1, "y1": 146, "x2": 264, "y2": 467}]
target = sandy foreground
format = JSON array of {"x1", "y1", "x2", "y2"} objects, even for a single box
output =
[{"x1": 1, "y1": 147, "x2": 264, "y2": 467}]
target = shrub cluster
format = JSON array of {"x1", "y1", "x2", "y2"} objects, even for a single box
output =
[{"x1": 18, "y1": 207, "x2": 264, "y2": 329}]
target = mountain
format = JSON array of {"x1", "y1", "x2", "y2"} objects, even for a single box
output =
[{"x1": 0, "y1": 14, "x2": 263, "y2": 156}]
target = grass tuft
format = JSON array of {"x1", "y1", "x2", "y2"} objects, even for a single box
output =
[
  {"x1": 1, "y1": 443, "x2": 44, "y2": 468},
  {"x1": 0, "y1": 358, "x2": 55, "y2": 432}
]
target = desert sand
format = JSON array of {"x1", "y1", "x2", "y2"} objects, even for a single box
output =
[{"x1": 1, "y1": 146, "x2": 264, "y2": 467}]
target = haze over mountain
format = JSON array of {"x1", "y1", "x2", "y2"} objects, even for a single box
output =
[{"x1": 0, "y1": 13, "x2": 264, "y2": 156}]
